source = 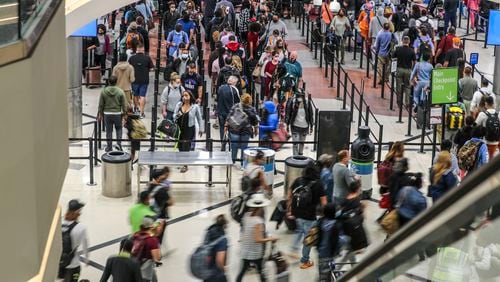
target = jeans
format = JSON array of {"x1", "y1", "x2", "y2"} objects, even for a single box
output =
[
  {"x1": 104, "y1": 114, "x2": 123, "y2": 150},
  {"x1": 395, "y1": 68, "x2": 412, "y2": 106},
  {"x1": 318, "y1": 257, "x2": 334, "y2": 282},
  {"x1": 218, "y1": 115, "x2": 227, "y2": 151},
  {"x1": 204, "y1": 271, "x2": 227, "y2": 282},
  {"x1": 291, "y1": 218, "x2": 315, "y2": 263},
  {"x1": 229, "y1": 132, "x2": 250, "y2": 164},
  {"x1": 291, "y1": 126, "x2": 308, "y2": 156},
  {"x1": 413, "y1": 80, "x2": 430, "y2": 107},
  {"x1": 235, "y1": 258, "x2": 266, "y2": 282},
  {"x1": 335, "y1": 37, "x2": 346, "y2": 63},
  {"x1": 444, "y1": 11, "x2": 457, "y2": 35}
]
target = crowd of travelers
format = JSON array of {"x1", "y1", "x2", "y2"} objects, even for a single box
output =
[{"x1": 61, "y1": 0, "x2": 500, "y2": 281}]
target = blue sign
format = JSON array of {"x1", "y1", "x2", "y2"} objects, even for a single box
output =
[
  {"x1": 487, "y1": 10, "x2": 500, "y2": 46},
  {"x1": 70, "y1": 20, "x2": 97, "y2": 37},
  {"x1": 470, "y1": 52, "x2": 479, "y2": 65}
]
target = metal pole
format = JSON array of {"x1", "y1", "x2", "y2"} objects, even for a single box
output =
[
  {"x1": 319, "y1": 41, "x2": 323, "y2": 68},
  {"x1": 419, "y1": 106, "x2": 427, "y2": 154},
  {"x1": 88, "y1": 137, "x2": 97, "y2": 186},
  {"x1": 336, "y1": 62, "x2": 341, "y2": 99},
  {"x1": 358, "y1": 93, "x2": 364, "y2": 128},
  {"x1": 207, "y1": 138, "x2": 214, "y2": 187},
  {"x1": 406, "y1": 88, "x2": 413, "y2": 136},
  {"x1": 494, "y1": 46, "x2": 500, "y2": 95},
  {"x1": 350, "y1": 83, "x2": 355, "y2": 122},
  {"x1": 359, "y1": 37, "x2": 364, "y2": 69},
  {"x1": 377, "y1": 125, "x2": 383, "y2": 165},
  {"x1": 466, "y1": 8, "x2": 470, "y2": 34},
  {"x1": 325, "y1": 51, "x2": 329, "y2": 78},
  {"x1": 93, "y1": 121, "x2": 98, "y2": 166},
  {"x1": 313, "y1": 108, "x2": 319, "y2": 151},
  {"x1": 365, "y1": 106, "x2": 370, "y2": 126},
  {"x1": 484, "y1": 23, "x2": 488, "y2": 49},
  {"x1": 353, "y1": 29, "x2": 358, "y2": 61},
  {"x1": 431, "y1": 124, "x2": 438, "y2": 164},
  {"x1": 330, "y1": 58, "x2": 335, "y2": 87},
  {"x1": 381, "y1": 62, "x2": 386, "y2": 98},
  {"x1": 97, "y1": 119, "x2": 102, "y2": 149},
  {"x1": 306, "y1": 17, "x2": 310, "y2": 45},
  {"x1": 343, "y1": 75, "x2": 348, "y2": 108},
  {"x1": 441, "y1": 105, "x2": 446, "y2": 142},
  {"x1": 397, "y1": 84, "x2": 404, "y2": 124},
  {"x1": 301, "y1": 10, "x2": 305, "y2": 36},
  {"x1": 366, "y1": 47, "x2": 370, "y2": 78},
  {"x1": 390, "y1": 72, "x2": 395, "y2": 110},
  {"x1": 151, "y1": 7, "x2": 163, "y2": 152},
  {"x1": 373, "y1": 54, "x2": 378, "y2": 88},
  {"x1": 314, "y1": 41, "x2": 318, "y2": 59}
]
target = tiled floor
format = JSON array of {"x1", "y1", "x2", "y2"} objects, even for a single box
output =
[{"x1": 64, "y1": 14, "x2": 498, "y2": 282}]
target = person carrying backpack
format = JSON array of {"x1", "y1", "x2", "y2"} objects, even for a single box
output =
[
  {"x1": 131, "y1": 216, "x2": 162, "y2": 282},
  {"x1": 166, "y1": 24, "x2": 189, "y2": 63},
  {"x1": 225, "y1": 93, "x2": 260, "y2": 166},
  {"x1": 458, "y1": 126, "x2": 489, "y2": 176},
  {"x1": 316, "y1": 203, "x2": 343, "y2": 282},
  {"x1": 445, "y1": 100, "x2": 466, "y2": 141},
  {"x1": 287, "y1": 161, "x2": 327, "y2": 269},
  {"x1": 161, "y1": 73, "x2": 185, "y2": 121},
  {"x1": 100, "y1": 238, "x2": 143, "y2": 282},
  {"x1": 58, "y1": 199, "x2": 89, "y2": 282},
  {"x1": 285, "y1": 90, "x2": 314, "y2": 156},
  {"x1": 190, "y1": 215, "x2": 229, "y2": 282},
  {"x1": 475, "y1": 96, "x2": 500, "y2": 160},
  {"x1": 471, "y1": 78, "x2": 496, "y2": 118},
  {"x1": 413, "y1": 27, "x2": 435, "y2": 61}
]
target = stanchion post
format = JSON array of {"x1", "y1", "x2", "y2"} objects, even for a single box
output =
[
  {"x1": 419, "y1": 106, "x2": 427, "y2": 154},
  {"x1": 93, "y1": 121, "x2": 98, "y2": 166},
  {"x1": 319, "y1": 41, "x2": 323, "y2": 68},
  {"x1": 381, "y1": 62, "x2": 386, "y2": 98},
  {"x1": 390, "y1": 72, "x2": 395, "y2": 110},
  {"x1": 359, "y1": 37, "x2": 364, "y2": 68},
  {"x1": 350, "y1": 83, "x2": 355, "y2": 122},
  {"x1": 313, "y1": 107, "x2": 319, "y2": 151},
  {"x1": 366, "y1": 47, "x2": 370, "y2": 78},
  {"x1": 353, "y1": 30, "x2": 358, "y2": 61},
  {"x1": 88, "y1": 137, "x2": 96, "y2": 186},
  {"x1": 406, "y1": 88, "x2": 413, "y2": 136},
  {"x1": 301, "y1": 10, "x2": 305, "y2": 36},
  {"x1": 373, "y1": 54, "x2": 378, "y2": 88},
  {"x1": 431, "y1": 124, "x2": 438, "y2": 163},
  {"x1": 325, "y1": 50, "x2": 329, "y2": 78},
  {"x1": 377, "y1": 125, "x2": 383, "y2": 164},
  {"x1": 97, "y1": 119, "x2": 102, "y2": 149},
  {"x1": 365, "y1": 106, "x2": 370, "y2": 126},
  {"x1": 306, "y1": 17, "x2": 310, "y2": 45},
  {"x1": 343, "y1": 75, "x2": 348, "y2": 107},
  {"x1": 466, "y1": 8, "x2": 470, "y2": 34},
  {"x1": 397, "y1": 84, "x2": 404, "y2": 123},
  {"x1": 358, "y1": 93, "x2": 364, "y2": 128},
  {"x1": 314, "y1": 41, "x2": 318, "y2": 59},
  {"x1": 336, "y1": 62, "x2": 341, "y2": 98}
]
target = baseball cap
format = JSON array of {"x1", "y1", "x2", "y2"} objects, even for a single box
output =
[
  {"x1": 141, "y1": 216, "x2": 155, "y2": 229},
  {"x1": 68, "y1": 199, "x2": 85, "y2": 212}
]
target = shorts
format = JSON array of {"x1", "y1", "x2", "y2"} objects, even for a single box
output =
[{"x1": 132, "y1": 83, "x2": 148, "y2": 97}]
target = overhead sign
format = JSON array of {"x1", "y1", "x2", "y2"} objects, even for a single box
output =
[
  {"x1": 470, "y1": 52, "x2": 479, "y2": 65},
  {"x1": 431, "y1": 68, "x2": 458, "y2": 105},
  {"x1": 487, "y1": 10, "x2": 500, "y2": 46},
  {"x1": 70, "y1": 20, "x2": 97, "y2": 37},
  {"x1": 430, "y1": 107, "x2": 442, "y2": 125}
]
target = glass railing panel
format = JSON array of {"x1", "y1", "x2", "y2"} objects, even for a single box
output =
[{"x1": 0, "y1": 0, "x2": 20, "y2": 46}]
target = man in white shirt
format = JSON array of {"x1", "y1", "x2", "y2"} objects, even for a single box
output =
[
  {"x1": 416, "y1": 9, "x2": 437, "y2": 33},
  {"x1": 58, "y1": 199, "x2": 89, "y2": 282},
  {"x1": 471, "y1": 78, "x2": 496, "y2": 115},
  {"x1": 475, "y1": 96, "x2": 499, "y2": 160}
]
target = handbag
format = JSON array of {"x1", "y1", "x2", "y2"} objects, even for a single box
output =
[
  {"x1": 252, "y1": 64, "x2": 262, "y2": 78},
  {"x1": 379, "y1": 193, "x2": 391, "y2": 209},
  {"x1": 269, "y1": 123, "x2": 290, "y2": 151},
  {"x1": 303, "y1": 224, "x2": 320, "y2": 247},
  {"x1": 157, "y1": 119, "x2": 178, "y2": 138},
  {"x1": 380, "y1": 209, "x2": 400, "y2": 235}
]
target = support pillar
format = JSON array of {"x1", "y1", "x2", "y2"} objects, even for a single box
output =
[{"x1": 67, "y1": 36, "x2": 83, "y2": 138}]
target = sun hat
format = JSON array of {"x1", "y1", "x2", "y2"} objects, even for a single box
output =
[{"x1": 246, "y1": 193, "x2": 271, "y2": 208}]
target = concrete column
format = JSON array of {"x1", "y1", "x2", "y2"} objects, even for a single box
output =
[{"x1": 67, "y1": 36, "x2": 82, "y2": 138}]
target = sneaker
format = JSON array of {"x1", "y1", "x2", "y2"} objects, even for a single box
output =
[
  {"x1": 300, "y1": 260, "x2": 314, "y2": 269},
  {"x1": 140, "y1": 113, "x2": 146, "y2": 119}
]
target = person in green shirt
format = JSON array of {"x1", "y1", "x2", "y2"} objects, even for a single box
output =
[{"x1": 129, "y1": 190, "x2": 157, "y2": 233}]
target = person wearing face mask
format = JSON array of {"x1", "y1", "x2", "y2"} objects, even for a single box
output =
[
  {"x1": 264, "y1": 51, "x2": 280, "y2": 100},
  {"x1": 267, "y1": 14, "x2": 288, "y2": 40},
  {"x1": 161, "y1": 73, "x2": 185, "y2": 121},
  {"x1": 274, "y1": 39, "x2": 287, "y2": 62},
  {"x1": 87, "y1": 24, "x2": 111, "y2": 76},
  {"x1": 163, "y1": 1, "x2": 181, "y2": 40},
  {"x1": 174, "y1": 90, "x2": 204, "y2": 172},
  {"x1": 135, "y1": 16, "x2": 150, "y2": 55},
  {"x1": 285, "y1": 90, "x2": 314, "y2": 156},
  {"x1": 283, "y1": 51, "x2": 303, "y2": 88},
  {"x1": 166, "y1": 24, "x2": 189, "y2": 63},
  {"x1": 176, "y1": 11, "x2": 196, "y2": 44},
  {"x1": 181, "y1": 63, "x2": 203, "y2": 104},
  {"x1": 173, "y1": 47, "x2": 193, "y2": 77},
  {"x1": 330, "y1": 8, "x2": 351, "y2": 64}
]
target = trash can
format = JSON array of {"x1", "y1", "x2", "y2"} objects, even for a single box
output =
[
  {"x1": 243, "y1": 147, "x2": 275, "y2": 187},
  {"x1": 350, "y1": 126, "x2": 375, "y2": 199},
  {"x1": 101, "y1": 151, "x2": 132, "y2": 198},
  {"x1": 284, "y1": 155, "x2": 314, "y2": 198}
]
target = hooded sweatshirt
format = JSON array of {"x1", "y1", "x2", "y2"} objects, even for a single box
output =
[
  {"x1": 259, "y1": 101, "x2": 279, "y2": 139},
  {"x1": 98, "y1": 86, "x2": 127, "y2": 114},
  {"x1": 369, "y1": 7, "x2": 387, "y2": 39},
  {"x1": 112, "y1": 62, "x2": 135, "y2": 91}
]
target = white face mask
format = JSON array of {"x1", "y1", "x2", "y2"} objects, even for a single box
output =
[{"x1": 181, "y1": 54, "x2": 189, "y2": 60}]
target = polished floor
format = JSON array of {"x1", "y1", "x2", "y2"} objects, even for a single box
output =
[{"x1": 61, "y1": 14, "x2": 498, "y2": 281}]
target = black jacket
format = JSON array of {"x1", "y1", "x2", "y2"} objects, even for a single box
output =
[
  {"x1": 163, "y1": 10, "x2": 181, "y2": 30},
  {"x1": 100, "y1": 255, "x2": 142, "y2": 282},
  {"x1": 285, "y1": 97, "x2": 314, "y2": 129}
]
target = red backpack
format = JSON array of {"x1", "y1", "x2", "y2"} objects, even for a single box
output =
[{"x1": 377, "y1": 160, "x2": 393, "y2": 186}]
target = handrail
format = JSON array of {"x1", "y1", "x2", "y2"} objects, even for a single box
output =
[
  {"x1": 338, "y1": 155, "x2": 500, "y2": 281},
  {"x1": 0, "y1": 0, "x2": 63, "y2": 67}
]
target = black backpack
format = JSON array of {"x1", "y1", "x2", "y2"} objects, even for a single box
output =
[
  {"x1": 398, "y1": 12, "x2": 409, "y2": 31},
  {"x1": 230, "y1": 192, "x2": 252, "y2": 223},
  {"x1": 59, "y1": 222, "x2": 78, "y2": 269},
  {"x1": 484, "y1": 111, "x2": 500, "y2": 142},
  {"x1": 419, "y1": 18, "x2": 433, "y2": 35},
  {"x1": 292, "y1": 180, "x2": 316, "y2": 209},
  {"x1": 418, "y1": 36, "x2": 431, "y2": 58}
]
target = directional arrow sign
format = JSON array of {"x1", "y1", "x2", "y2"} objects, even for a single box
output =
[{"x1": 431, "y1": 68, "x2": 459, "y2": 105}]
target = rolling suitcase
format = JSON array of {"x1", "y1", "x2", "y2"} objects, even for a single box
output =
[{"x1": 86, "y1": 49, "x2": 102, "y2": 88}]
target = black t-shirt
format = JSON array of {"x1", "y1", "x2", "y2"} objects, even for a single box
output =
[
  {"x1": 291, "y1": 177, "x2": 326, "y2": 220},
  {"x1": 444, "y1": 48, "x2": 464, "y2": 67},
  {"x1": 101, "y1": 256, "x2": 142, "y2": 282},
  {"x1": 181, "y1": 72, "x2": 202, "y2": 98},
  {"x1": 392, "y1": 45, "x2": 416, "y2": 69},
  {"x1": 129, "y1": 53, "x2": 154, "y2": 84}
]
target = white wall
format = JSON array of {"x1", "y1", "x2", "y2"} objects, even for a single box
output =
[{"x1": 0, "y1": 3, "x2": 67, "y2": 281}]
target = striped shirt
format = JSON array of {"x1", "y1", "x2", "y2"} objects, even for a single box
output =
[{"x1": 240, "y1": 213, "x2": 265, "y2": 260}]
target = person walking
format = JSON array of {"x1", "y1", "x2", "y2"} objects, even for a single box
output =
[
  {"x1": 318, "y1": 154, "x2": 335, "y2": 203},
  {"x1": 163, "y1": 2, "x2": 181, "y2": 39},
  {"x1": 129, "y1": 44, "x2": 154, "y2": 118},
  {"x1": 287, "y1": 161, "x2": 327, "y2": 269},
  {"x1": 98, "y1": 75, "x2": 127, "y2": 152},
  {"x1": 443, "y1": 0, "x2": 459, "y2": 34},
  {"x1": 236, "y1": 194, "x2": 278, "y2": 282},
  {"x1": 317, "y1": 203, "x2": 342, "y2": 282},
  {"x1": 443, "y1": 37, "x2": 465, "y2": 68},
  {"x1": 225, "y1": 93, "x2": 260, "y2": 166},
  {"x1": 460, "y1": 126, "x2": 489, "y2": 175},
  {"x1": 375, "y1": 23, "x2": 398, "y2": 85},
  {"x1": 217, "y1": 75, "x2": 240, "y2": 151},
  {"x1": 87, "y1": 24, "x2": 112, "y2": 77},
  {"x1": 378, "y1": 141, "x2": 405, "y2": 194},
  {"x1": 434, "y1": 27, "x2": 456, "y2": 65},
  {"x1": 475, "y1": 96, "x2": 500, "y2": 160},
  {"x1": 471, "y1": 78, "x2": 496, "y2": 118},
  {"x1": 397, "y1": 174, "x2": 427, "y2": 226},
  {"x1": 393, "y1": 36, "x2": 416, "y2": 108},
  {"x1": 100, "y1": 238, "x2": 142, "y2": 282},
  {"x1": 429, "y1": 151, "x2": 458, "y2": 203},
  {"x1": 459, "y1": 67, "x2": 478, "y2": 115},
  {"x1": 244, "y1": 150, "x2": 272, "y2": 195},
  {"x1": 181, "y1": 62, "x2": 203, "y2": 104},
  {"x1": 174, "y1": 90, "x2": 203, "y2": 172},
  {"x1": 112, "y1": 53, "x2": 135, "y2": 107},
  {"x1": 135, "y1": 17, "x2": 150, "y2": 54},
  {"x1": 202, "y1": 215, "x2": 229, "y2": 282},
  {"x1": 332, "y1": 150, "x2": 357, "y2": 205},
  {"x1": 131, "y1": 217, "x2": 162, "y2": 282},
  {"x1": 166, "y1": 24, "x2": 189, "y2": 64},
  {"x1": 58, "y1": 200, "x2": 89, "y2": 282},
  {"x1": 259, "y1": 101, "x2": 279, "y2": 148},
  {"x1": 369, "y1": 7, "x2": 389, "y2": 51},
  {"x1": 434, "y1": 139, "x2": 460, "y2": 176},
  {"x1": 387, "y1": 157, "x2": 413, "y2": 208},
  {"x1": 330, "y1": 8, "x2": 351, "y2": 64},
  {"x1": 285, "y1": 90, "x2": 314, "y2": 156},
  {"x1": 410, "y1": 52, "x2": 433, "y2": 109},
  {"x1": 161, "y1": 73, "x2": 185, "y2": 121}
]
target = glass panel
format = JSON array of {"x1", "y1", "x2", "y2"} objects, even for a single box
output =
[
  {"x1": 0, "y1": 0, "x2": 19, "y2": 46},
  {"x1": 19, "y1": 0, "x2": 47, "y2": 31}
]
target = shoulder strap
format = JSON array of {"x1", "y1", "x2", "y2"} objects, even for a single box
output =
[{"x1": 65, "y1": 221, "x2": 78, "y2": 232}]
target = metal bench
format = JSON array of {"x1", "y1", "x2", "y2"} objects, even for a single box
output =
[{"x1": 137, "y1": 151, "x2": 234, "y2": 197}]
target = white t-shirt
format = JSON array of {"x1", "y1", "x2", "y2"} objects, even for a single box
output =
[
  {"x1": 244, "y1": 163, "x2": 263, "y2": 179},
  {"x1": 61, "y1": 219, "x2": 89, "y2": 268},
  {"x1": 475, "y1": 108, "x2": 499, "y2": 145},
  {"x1": 471, "y1": 88, "x2": 496, "y2": 112}
]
